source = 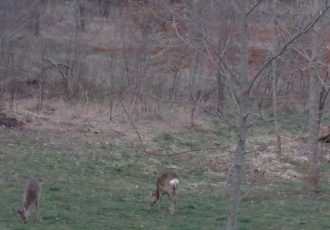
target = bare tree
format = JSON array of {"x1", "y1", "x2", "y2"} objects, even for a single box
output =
[
  {"x1": 270, "y1": 0, "x2": 282, "y2": 160},
  {"x1": 97, "y1": 0, "x2": 112, "y2": 18},
  {"x1": 76, "y1": 0, "x2": 87, "y2": 32},
  {"x1": 31, "y1": 0, "x2": 46, "y2": 36},
  {"x1": 166, "y1": 0, "x2": 330, "y2": 229},
  {"x1": 305, "y1": 0, "x2": 327, "y2": 191}
]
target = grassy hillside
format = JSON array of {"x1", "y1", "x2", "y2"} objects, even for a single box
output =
[{"x1": 0, "y1": 109, "x2": 330, "y2": 230}]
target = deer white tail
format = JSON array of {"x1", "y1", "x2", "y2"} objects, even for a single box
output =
[{"x1": 170, "y1": 178, "x2": 180, "y2": 187}]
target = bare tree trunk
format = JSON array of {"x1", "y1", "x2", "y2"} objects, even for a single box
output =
[
  {"x1": 304, "y1": 0, "x2": 324, "y2": 191},
  {"x1": 76, "y1": 0, "x2": 87, "y2": 32},
  {"x1": 108, "y1": 97, "x2": 114, "y2": 121},
  {"x1": 216, "y1": 70, "x2": 225, "y2": 114},
  {"x1": 305, "y1": 62, "x2": 321, "y2": 191},
  {"x1": 32, "y1": 4, "x2": 41, "y2": 36},
  {"x1": 271, "y1": 3, "x2": 281, "y2": 160},
  {"x1": 170, "y1": 71, "x2": 178, "y2": 100},
  {"x1": 1, "y1": 38, "x2": 4, "y2": 58},
  {"x1": 227, "y1": 110, "x2": 247, "y2": 230},
  {"x1": 0, "y1": 80, "x2": 4, "y2": 112},
  {"x1": 38, "y1": 78, "x2": 43, "y2": 112},
  {"x1": 107, "y1": 53, "x2": 116, "y2": 121},
  {"x1": 190, "y1": 102, "x2": 196, "y2": 127},
  {"x1": 226, "y1": 4, "x2": 248, "y2": 229},
  {"x1": 98, "y1": 0, "x2": 111, "y2": 18}
]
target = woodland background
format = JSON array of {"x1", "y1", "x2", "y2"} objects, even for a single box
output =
[{"x1": 1, "y1": 1, "x2": 330, "y2": 230}]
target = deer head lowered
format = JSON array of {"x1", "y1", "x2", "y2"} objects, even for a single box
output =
[{"x1": 17, "y1": 179, "x2": 42, "y2": 223}]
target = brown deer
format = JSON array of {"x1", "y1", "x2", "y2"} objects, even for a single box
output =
[
  {"x1": 17, "y1": 179, "x2": 42, "y2": 223},
  {"x1": 149, "y1": 170, "x2": 180, "y2": 214}
]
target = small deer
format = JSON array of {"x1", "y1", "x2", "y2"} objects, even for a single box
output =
[
  {"x1": 17, "y1": 179, "x2": 42, "y2": 224},
  {"x1": 149, "y1": 170, "x2": 180, "y2": 215}
]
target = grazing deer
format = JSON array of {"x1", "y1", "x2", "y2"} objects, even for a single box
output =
[
  {"x1": 149, "y1": 170, "x2": 180, "y2": 215},
  {"x1": 17, "y1": 179, "x2": 42, "y2": 223}
]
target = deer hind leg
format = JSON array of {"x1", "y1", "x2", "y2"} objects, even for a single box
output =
[
  {"x1": 169, "y1": 188, "x2": 177, "y2": 215},
  {"x1": 168, "y1": 193, "x2": 176, "y2": 215},
  {"x1": 169, "y1": 200, "x2": 175, "y2": 215},
  {"x1": 35, "y1": 200, "x2": 42, "y2": 222},
  {"x1": 157, "y1": 186, "x2": 168, "y2": 211},
  {"x1": 158, "y1": 194, "x2": 162, "y2": 211},
  {"x1": 172, "y1": 194, "x2": 177, "y2": 214}
]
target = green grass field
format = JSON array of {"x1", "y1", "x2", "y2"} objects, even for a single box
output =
[{"x1": 0, "y1": 120, "x2": 329, "y2": 230}]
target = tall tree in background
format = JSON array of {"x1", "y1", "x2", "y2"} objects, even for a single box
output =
[
  {"x1": 305, "y1": 0, "x2": 327, "y2": 191},
  {"x1": 167, "y1": 0, "x2": 330, "y2": 229},
  {"x1": 270, "y1": 0, "x2": 281, "y2": 160},
  {"x1": 76, "y1": 0, "x2": 87, "y2": 32}
]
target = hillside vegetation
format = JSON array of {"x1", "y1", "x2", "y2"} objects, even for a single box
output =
[{"x1": 0, "y1": 103, "x2": 330, "y2": 229}]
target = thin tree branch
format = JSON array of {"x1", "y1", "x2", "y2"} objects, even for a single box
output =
[
  {"x1": 247, "y1": 0, "x2": 264, "y2": 17},
  {"x1": 246, "y1": 5, "x2": 330, "y2": 94},
  {"x1": 150, "y1": 146, "x2": 235, "y2": 157},
  {"x1": 119, "y1": 97, "x2": 146, "y2": 152},
  {"x1": 148, "y1": 137, "x2": 265, "y2": 157},
  {"x1": 318, "y1": 72, "x2": 330, "y2": 88},
  {"x1": 200, "y1": 32, "x2": 240, "y2": 86},
  {"x1": 172, "y1": 15, "x2": 240, "y2": 86}
]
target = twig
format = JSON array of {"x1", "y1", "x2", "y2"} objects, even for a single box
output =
[
  {"x1": 153, "y1": 144, "x2": 273, "y2": 157},
  {"x1": 247, "y1": 4, "x2": 330, "y2": 93},
  {"x1": 247, "y1": 0, "x2": 264, "y2": 17},
  {"x1": 119, "y1": 98, "x2": 146, "y2": 151},
  {"x1": 150, "y1": 146, "x2": 235, "y2": 157}
]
